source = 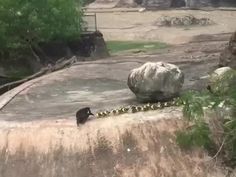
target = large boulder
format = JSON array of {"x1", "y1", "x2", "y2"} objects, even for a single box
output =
[
  {"x1": 219, "y1": 31, "x2": 236, "y2": 69},
  {"x1": 208, "y1": 67, "x2": 236, "y2": 95},
  {"x1": 127, "y1": 62, "x2": 184, "y2": 102}
]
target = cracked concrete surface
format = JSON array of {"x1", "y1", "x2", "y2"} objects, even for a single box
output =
[{"x1": 0, "y1": 37, "x2": 225, "y2": 122}]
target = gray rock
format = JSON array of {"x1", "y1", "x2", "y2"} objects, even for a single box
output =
[
  {"x1": 155, "y1": 15, "x2": 214, "y2": 27},
  {"x1": 208, "y1": 67, "x2": 236, "y2": 94},
  {"x1": 127, "y1": 62, "x2": 184, "y2": 102},
  {"x1": 219, "y1": 31, "x2": 236, "y2": 69}
]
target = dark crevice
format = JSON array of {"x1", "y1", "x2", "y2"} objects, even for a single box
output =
[{"x1": 170, "y1": 0, "x2": 186, "y2": 7}]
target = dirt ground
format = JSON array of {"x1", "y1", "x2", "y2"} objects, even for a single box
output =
[{"x1": 92, "y1": 9, "x2": 236, "y2": 44}]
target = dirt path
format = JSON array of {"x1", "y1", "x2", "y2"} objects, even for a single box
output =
[{"x1": 94, "y1": 9, "x2": 236, "y2": 44}]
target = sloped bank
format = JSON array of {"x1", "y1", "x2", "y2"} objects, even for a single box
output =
[
  {"x1": 0, "y1": 31, "x2": 109, "y2": 87},
  {"x1": 0, "y1": 109, "x2": 228, "y2": 177},
  {"x1": 0, "y1": 31, "x2": 110, "y2": 96}
]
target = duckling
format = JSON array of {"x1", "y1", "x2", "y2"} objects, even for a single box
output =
[
  {"x1": 182, "y1": 100, "x2": 186, "y2": 105},
  {"x1": 111, "y1": 109, "x2": 123, "y2": 115},
  {"x1": 95, "y1": 112, "x2": 100, "y2": 118},
  {"x1": 96, "y1": 112, "x2": 105, "y2": 118},
  {"x1": 144, "y1": 103, "x2": 152, "y2": 110},
  {"x1": 166, "y1": 101, "x2": 173, "y2": 107},
  {"x1": 161, "y1": 101, "x2": 171, "y2": 107},
  {"x1": 121, "y1": 107, "x2": 129, "y2": 113},
  {"x1": 136, "y1": 106, "x2": 142, "y2": 112},
  {"x1": 131, "y1": 106, "x2": 138, "y2": 113},
  {"x1": 175, "y1": 101, "x2": 182, "y2": 106},
  {"x1": 103, "y1": 110, "x2": 110, "y2": 116},
  {"x1": 156, "y1": 102, "x2": 163, "y2": 109},
  {"x1": 117, "y1": 108, "x2": 124, "y2": 114},
  {"x1": 150, "y1": 104, "x2": 158, "y2": 110},
  {"x1": 111, "y1": 109, "x2": 118, "y2": 115},
  {"x1": 168, "y1": 100, "x2": 174, "y2": 106},
  {"x1": 171, "y1": 99, "x2": 179, "y2": 106},
  {"x1": 146, "y1": 103, "x2": 151, "y2": 109},
  {"x1": 141, "y1": 105, "x2": 149, "y2": 111},
  {"x1": 171, "y1": 98, "x2": 181, "y2": 106}
]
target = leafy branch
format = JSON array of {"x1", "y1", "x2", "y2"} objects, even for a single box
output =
[{"x1": 176, "y1": 69, "x2": 236, "y2": 166}]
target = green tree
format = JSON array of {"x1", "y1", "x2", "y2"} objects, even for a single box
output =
[{"x1": 0, "y1": 0, "x2": 83, "y2": 62}]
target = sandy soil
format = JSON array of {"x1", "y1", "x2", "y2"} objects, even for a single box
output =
[{"x1": 92, "y1": 9, "x2": 236, "y2": 44}]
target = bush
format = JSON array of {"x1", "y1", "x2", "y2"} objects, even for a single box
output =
[
  {"x1": 0, "y1": 0, "x2": 84, "y2": 61},
  {"x1": 176, "y1": 69, "x2": 236, "y2": 166}
]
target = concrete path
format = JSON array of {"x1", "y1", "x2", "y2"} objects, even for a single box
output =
[{"x1": 0, "y1": 36, "x2": 226, "y2": 122}]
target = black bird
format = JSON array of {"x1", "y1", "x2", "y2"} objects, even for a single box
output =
[{"x1": 76, "y1": 107, "x2": 94, "y2": 126}]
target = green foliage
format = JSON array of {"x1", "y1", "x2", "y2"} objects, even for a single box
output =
[
  {"x1": 210, "y1": 69, "x2": 236, "y2": 96},
  {"x1": 181, "y1": 91, "x2": 207, "y2": 121},
  {"x1": 106, "y1": 41, "x2": 168, "y2": 54},
  {"x1": 176, "y1": 69, "x2": 236, "y2": 165},
  {"x1": 0, "y1": 0, "x2": 83, "y2": 54},
  {"x1": 176, "y1": 121, "x2": 213, "y2": 150}
]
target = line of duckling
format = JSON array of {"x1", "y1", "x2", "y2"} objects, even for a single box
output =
[{"x1": 95, "y1": 98, "x2": 184, "y2": 119}]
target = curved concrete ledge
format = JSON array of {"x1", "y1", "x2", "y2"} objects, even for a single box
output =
[{"x1": 0, "y1": 109, "x2": 225, "y2": 177}]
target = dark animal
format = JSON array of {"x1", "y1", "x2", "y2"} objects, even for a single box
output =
[
  {"x1": 76, "y1": 107, "x2": 94, "y2": 126},
  {"x1": 207, "y1": 85, "x2": 213, "y2": 93}
]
